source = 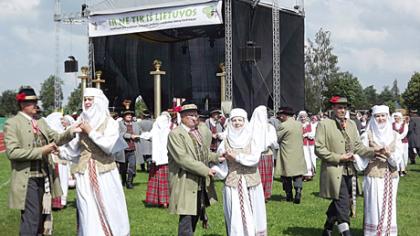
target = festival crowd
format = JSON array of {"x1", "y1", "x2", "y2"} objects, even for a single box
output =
[{"x1": 3, "y1": 86, "x2": 420, "y2": 236}]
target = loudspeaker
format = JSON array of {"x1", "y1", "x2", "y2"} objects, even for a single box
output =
[
  {"x1": 240, "y1": 41, "x2": 261, "y2": 62},
  {"x1": 64, "y1": 56, "x2": 78, "y2": 73}
]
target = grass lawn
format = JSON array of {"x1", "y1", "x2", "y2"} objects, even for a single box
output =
[{"x1": 1, "y1": 152, "x2": 420, "y2": 235}]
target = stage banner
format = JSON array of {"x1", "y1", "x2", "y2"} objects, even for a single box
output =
[{"x1": 89, "y1": 1, "x2": 223, "y2": 37}]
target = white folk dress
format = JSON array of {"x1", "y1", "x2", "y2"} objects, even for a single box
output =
[
  {"x1": 217, "y1": 140, "x2": 267, "y2": 236},
  {"x1": 355, "y1": 131, "x2": 402, "y2": 236},
  {"x1": 62, "y1": 118, "x2": 130, "y2": 236}
]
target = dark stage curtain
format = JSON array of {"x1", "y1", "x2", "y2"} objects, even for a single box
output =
[{"x1": 93, "y1": 2, "x2": 304, "y2": 115}]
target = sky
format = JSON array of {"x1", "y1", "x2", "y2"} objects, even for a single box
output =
[{"x1": 0, "y1": 0, "x2": 419, "y2": 104}]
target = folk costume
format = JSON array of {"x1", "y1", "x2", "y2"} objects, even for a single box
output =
[
  {"x1": 315, "y1": 96, "x2": 374, "y2": 236},
  {"x1": 215, "y1": 106, "x2": 270, "y2": 236},
  {"x1": 354, "y1": 105, "x2": 402, "y2": 236},
  {"x1": 298, "y1": 110, "x2": 316, "y2": 179},
  {"x1": 205, "y1": 109, "x2": 224, "y2": 152},
  {"x1": 4, "y1": 87, "x2": 75, "y2": 235},
  {"x1": 60, "y1": 88, "x2": 130, "y2": 236},
  {"x1": 276, "y1": 107, "x2": 307, "y2": 204},
  {"x1": 145, "y1": 112, "x2": 172, "y2": 207},
  {"x1": 392, "y1": 112, "x2": 409, "y2": 175},
  {"x1": 44, "y1": 112, "x2": 72, "y2": 209},
  {"x1": 118, "y1": 107, "x2": 142, "y2": 189},
  {"x1": 167, "y1": 103, "x2": 219, "y2": 236}
]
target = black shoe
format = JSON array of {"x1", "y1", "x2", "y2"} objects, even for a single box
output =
[
  {"x1": 294, "y1": 191, "x2": 301, "y2": 204},
  {"x1": 322, "y1": 229, "x2": 332, "y2": 236},
  {"x1": 126, "y1": 174, "x2": 134, "y2": 189},
  {"x1": 286, "y1": 192, "x2": 293, "y2": 202}
]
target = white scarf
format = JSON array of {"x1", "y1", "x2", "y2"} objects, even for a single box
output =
[
  {"x1": 226, "y1": 106, "x2": 273, "y2": 153},
  {"x1": 151, "y1": 113, "x2": 171, "y2": 165},
  {"x1": 79, "y1": 88, "x2": 110, "y2": 130},
  {"x1": 226, "y1": 108, "x2": 251, "y2": 148},
  {"x1": 367, "y1": 105, "x2": 394, "y2": 146},
  {"x1": 44, "y1": 112, "x2": 64, "y2": 133}
]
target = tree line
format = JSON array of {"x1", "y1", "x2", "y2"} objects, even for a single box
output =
[{"x1": 305, "y1": 28, "x2": 420, "y2": 114}]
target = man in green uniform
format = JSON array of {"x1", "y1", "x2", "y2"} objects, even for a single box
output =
[
  {"x1": 4, "y1": 86, "x2": 77, "y2": 235},
  {"x1": 276, "y1": 106, "x2": 307, "y2": 204},
  {"x1": 315, "y1": 96, "x2": 377, "y2": 236},
  {"x1": 167, "y1": 103, "x2": 222, "y2": 236}
]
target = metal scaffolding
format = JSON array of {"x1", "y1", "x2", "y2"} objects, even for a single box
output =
[
  {"x1": 272, "y1": 0, "x2": 281, "y2": 111},
  {"x1": 224, "y1": 0, "x2": 233, "y2": 101}
]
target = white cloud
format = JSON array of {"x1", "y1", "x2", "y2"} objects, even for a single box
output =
[{"x1": 0, "y1": 0, "x2": 41, "y2": 17}]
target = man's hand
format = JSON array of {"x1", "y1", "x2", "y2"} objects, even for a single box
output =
[
  {"x1": 42, "y1": 143, "x2": 58, "y2": 156},
  {"x1": 340, "y1": 152, "x2": 354, "y2": 162},
  {"x1": 208, "y1": 169, "x2": 216, "y2": 177}
]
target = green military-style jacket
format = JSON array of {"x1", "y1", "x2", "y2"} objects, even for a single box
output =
[
  {"x1": 315, "y1": 117, "x2": 374, "y2": 200},
  {"x1": 276, "y1": 118, "x2": 307, "y2": 177},
  {"x1": 167, "y1": 123, "x2": 219, "y2": 215},
  {"x1": 4, "y1": 112, "x2": 75, "y2": 210}
]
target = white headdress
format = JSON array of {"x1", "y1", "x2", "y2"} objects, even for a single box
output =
[
  {"x1": 226, "y1": 108, "x2": 251, "y2": 148},
  {"x1": 45, "y1": 112, "x2": 64, "y2": 133},
  {"x1": 367, "y1": 105, "x2": 394, "y2": 146},
  {"x1": 80, "y1": 88, "x2": 110, "y2": 130}
]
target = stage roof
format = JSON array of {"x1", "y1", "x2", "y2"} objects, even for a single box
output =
[{"x1": 89, "y1": 0, "x2": 302, "y2": 15}]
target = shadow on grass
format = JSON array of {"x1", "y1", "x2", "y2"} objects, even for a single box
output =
[
  {"x1": 141, "y1": 200, "x2": 167, "y2": 209},
  {"x1": 66, "y1": 200, "x2": 77, "y2": 209},
  {"x1": 283, "y1": 227, "x2": 363, "y2": 236},
  {"x1": 270, "y1": 194, "x2": 285, "y2": 201},
  {"x1": 311, "y1": 192, "x2": 320, "y2": 197},
  {"x1": 202, "y1": 234, "x2": 223, "y2": 236}
]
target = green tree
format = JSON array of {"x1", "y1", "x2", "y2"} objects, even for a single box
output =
[
  {"x1": 402, "y1": 72, "x2": 420, "y2": 110},
  {"x1": 39, "y1": 75, "x2": 63, "y2": 115},
  {"x1": 64, "y1": 84, "x2": 82, "y2": 114},
  {"x1": 322, "y1": 71, "x2": 365, "y2": 110},
  {"x1": 305, "y1": 28, "x2": 340, "y2": 113},
  {"x1": 377, "y1": 86, "x2": 394, "y2": 105},
  {"x1": 0, "y1": 90, "x2": 18, "y2": 117},
  {"x1": 362, "y1": 85, "x2": 378, "y2": 109}
]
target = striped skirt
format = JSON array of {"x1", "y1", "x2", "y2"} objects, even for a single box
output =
[
  {"x1": 258, "y1": 154, "x2": 274, "y2": 200},
  {"x1": 145, "y1": 164, "x2": 169, "y2": 206}
]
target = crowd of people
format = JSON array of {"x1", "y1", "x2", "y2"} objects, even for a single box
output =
[{"x1": 3, "y1": 86, "x2": 420, "y2": 236}]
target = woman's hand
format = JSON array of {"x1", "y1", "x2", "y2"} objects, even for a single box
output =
[
  {"x1": 224, "y1": 150, "x2": 236, "y2": 161},
  {"x1": 79, "y1": 121, "x2": 92, "y2": 134}
]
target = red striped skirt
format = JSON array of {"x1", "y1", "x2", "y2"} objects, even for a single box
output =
[
  {"x1": 145, "y1": 164, "x2": 169, "y2": 206},
  {"x1": 52, "y1": 163, "x2": 63, "y2": 209},
  {"x1": 258, "y1": 154, "x2": 274, "y2": 200}
]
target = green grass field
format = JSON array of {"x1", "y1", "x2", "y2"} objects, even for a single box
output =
[{"x1": 0, "y1": 153, "x2": 419, "y2": 235}]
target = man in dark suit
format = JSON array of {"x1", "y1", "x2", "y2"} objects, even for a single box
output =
[{"x1": 408, "y1": 109, "x2": 420, "y2": 164}]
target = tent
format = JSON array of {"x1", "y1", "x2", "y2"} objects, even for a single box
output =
[{"x1": 89, "y1": 0, "x2": 304, "y2": 114}]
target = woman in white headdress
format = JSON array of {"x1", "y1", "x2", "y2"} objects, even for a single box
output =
[
  {"x1": 354, "y1": 105, "x2": 402, "y2": 236},
  {"x1": 61, "y1": 88, "x2": 130, "y2": 236},
  {"x1": 145, "y1": 112, "x2": 172, "y2": 207},
  {"x1": 297, "y1": 110, "x2": 315, "y2": 180},
  {"x1": 215, "y1": 106, "x2": 270, "y2": 236},
  {"x1": 61, "y1": 115, "x2": 77, "y2": 188},
  {"x1": 391, "y1": 112, "x2": 409, "y2": 176},
  {"x1": 44, "y1": 112, "x2": 75, "y2": 208}
]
